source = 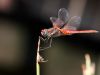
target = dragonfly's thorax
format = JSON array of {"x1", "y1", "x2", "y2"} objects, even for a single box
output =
[{"x1": 41, "y1": 27, "x2": 59, "y2": 38}]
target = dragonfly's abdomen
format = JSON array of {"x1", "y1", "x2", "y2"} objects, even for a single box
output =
[
  {"x1": 60, "y1": 30, "x2": 98, "y2": 35},
  {"x1": 69, "y1": 30, "x2": 98, "y2": 34},
  {"x1": 60, "y1": 30, "x2": 72, "y2": 35}
]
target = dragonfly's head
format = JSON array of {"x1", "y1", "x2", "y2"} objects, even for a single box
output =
[{"x1": 41, "y1": 29, "x2": 48, "y2": 37}]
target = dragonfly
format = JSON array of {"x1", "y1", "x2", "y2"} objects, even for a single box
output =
[
  {"x1": 82, "y1": 54, "x2": 95, "y2": 75},
  {"x1": 40, "y1": 8, "x2": 98, "y2": 50}
]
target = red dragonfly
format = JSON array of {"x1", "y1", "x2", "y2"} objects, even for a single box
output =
[
  {"x1": 40, "y1": 8, "x2": 98, "y2": 50},
  {"x1": 41, "y1": 8, "x2": 98, "y2": 38}
]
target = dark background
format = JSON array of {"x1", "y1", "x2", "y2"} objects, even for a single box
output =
[{"x1": 0, "y1": 0, "x2": 100, "y2": 75}]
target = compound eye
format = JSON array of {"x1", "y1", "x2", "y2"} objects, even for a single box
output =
[
  {"x1": 41, "y1": 31, "x2": 44, "y2": 36},
  {"x1": 41, "y1": 29, "x2": 46, "y2": 36}
]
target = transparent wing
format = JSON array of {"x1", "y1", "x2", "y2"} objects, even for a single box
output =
[
  {"x1": 50, "y1": 8, "x2": 69, "y2": 28},
  {"x1": 40, "y1": 36, "x2": 52, "y2": 50},
  {"x1": 63, "y1": 16, "x2": 81, "y2": 30},
  {"x1": 50, "y1": 17, "x2": 58, "y2": 24},
  {"x1": 58, "y1": 8, "x2": 69, "y2": 23},
  {"x1": 50, "y1": 17, "x2": 64, "y2": 28}
]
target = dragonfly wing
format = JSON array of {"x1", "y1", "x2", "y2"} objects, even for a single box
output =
[
  {"x1": 63, "y1": 16, "x2": 81, "y2": 30},
  {"x1": 50, "y1": 17, "x2": 64, "y2": 28},
  {"x1": 50, "y1": 17, "x2": 57, "y2": 24},
  {"x1": 58, "y1": 8, "x2": 69, "y2": 23},
  {"x1": 50, "y1": 8, "x2": 69, "y2": 28}
]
